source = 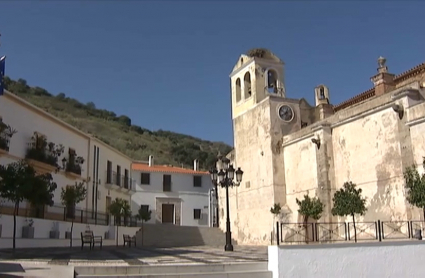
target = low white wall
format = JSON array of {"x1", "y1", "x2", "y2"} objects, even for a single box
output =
[
  {"x1": 0, "y1": 215, "x2": 140, "y2": 249},
  {"x1": 268, "y1": 241, "x2": 425, "y2": 278}
]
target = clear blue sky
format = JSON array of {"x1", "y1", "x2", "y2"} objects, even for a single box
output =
[{"x1": 1, "y1": 1, "x2": 424, "y2": 146}]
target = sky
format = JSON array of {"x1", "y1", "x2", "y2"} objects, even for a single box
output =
[{"x1": 0, "y1": 1, "x2": 424, "y2": 146}]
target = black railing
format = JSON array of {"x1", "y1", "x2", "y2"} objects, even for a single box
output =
[
  {"x1": 277, "y1": 220, "x2": 425, "y2": 245},
  {"x1": 0, "y1": 202, "x2": 141, "y2": 227}
]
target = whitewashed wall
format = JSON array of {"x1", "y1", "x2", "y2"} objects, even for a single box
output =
[
  {"x1": 0, "y1": 214, "x2": 139, "y2": 249},
  {"x1": 131, "y1": 169, "x2": 214, "y2": 226},
  {"x1": 0, "y1": 93, "x2": 89, "y2": 209},
  {"x1": 268, "y1": 242, "x2": 425, "y2": 278}
]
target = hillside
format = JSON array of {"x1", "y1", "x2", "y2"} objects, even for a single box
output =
[{"x1": 3, "y1": 77, "x2": 232, "y2": 170}]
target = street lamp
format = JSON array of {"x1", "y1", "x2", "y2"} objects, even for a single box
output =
[{"x1": 209, "y1": 157, "x2": 243, "y2": 251}]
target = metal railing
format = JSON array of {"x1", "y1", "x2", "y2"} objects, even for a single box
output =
[{"x1": 276, "y1": 219, "x2": 425, "y2": 245}]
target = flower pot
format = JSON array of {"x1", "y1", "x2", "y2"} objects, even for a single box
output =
[
  {"x1": 104, "y1": 231, "x2": 109, "y2": 239},
  {"x1": 0, "y1": 224, "x2": 2, "y2": 238},
  {"x1": 49, "y1": 230, "x2": 60, "y2": 239},
  {"x1": 65, "y1": 231, "x2": 72, "y2": 239},
  {"x1": 22, "y1": 226, "x2": 35, "y2": 238}
]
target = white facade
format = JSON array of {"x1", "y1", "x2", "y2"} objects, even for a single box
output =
[
  {"x1": 0, "y1": 91, "x2": 90, "y2": 217},
  {"x1": 86, "y1": 138, "x2": 135, "y2": 219},
  {"x1": 131, "y1": 158, "x2": 215, "y2": 227},
  {"x1": 0, "y1": 90, "x2": 135, "y2": 229}
]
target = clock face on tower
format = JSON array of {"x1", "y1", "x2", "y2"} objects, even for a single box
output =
[{"x1": 278, "y1": 105, "x2": 294, "y2": 122}]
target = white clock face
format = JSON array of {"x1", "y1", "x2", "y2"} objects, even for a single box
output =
[{"x1": 278, "y1": 105, "x2": 294, "y2": 122}]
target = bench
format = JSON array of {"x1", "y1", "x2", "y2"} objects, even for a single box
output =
[
  {"x1": 80, "y1": 230, "x2": 103, "y2": 250},
  {"x1": 123, "y1": 234, "x2": 136, "y2": 247}
]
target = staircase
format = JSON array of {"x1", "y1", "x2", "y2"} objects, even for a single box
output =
[
  {"x1": 74, "y1": 262, "x2": 272, "y2": 278},
  {"x1": 136, "y1": 224, "x2": 237, "y2": 247}
]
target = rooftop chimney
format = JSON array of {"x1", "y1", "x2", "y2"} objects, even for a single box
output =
[
  {"x1": 148, "y1": 155, "x2": 154, "y2": 167},
  {"x1": 193, "y1": 159, "x2": 199, "y2": 171},
  {"x1": 370, "y1": 56, "x2": 395, "y2": 96}
]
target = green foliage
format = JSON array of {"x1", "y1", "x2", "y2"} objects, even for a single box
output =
[
  {"x1": 0, "y1": 160, "x2": 57, "y2": 249},
  {"x1": 60, "y1": 182, "x2": 87, "y2": 208},
  {"x1": 137, "y1": 208, "x2": 152, "y2": 223},
  {"x1": 109, "y1": 198, "x2": 131, "y2": 217},
  {"x1": 270, "y1": 203, "x2": 282, "y2": 216},
  {"x1": 296, "y1": 194, "x2": 324, "y2": 221},
  {"x1": 331, "y1": 181, "x2": 367, "y2": 218},
  {"x1": 403, "y1": 158, "x2": 425, "y2": 211},
  {"x1": 3, "y1": 76, "x2": 232, "y2": 169}
]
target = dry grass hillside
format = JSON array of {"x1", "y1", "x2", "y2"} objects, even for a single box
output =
[{"x1": 4, "y1": 77, "x2": 232, "y2": 170}]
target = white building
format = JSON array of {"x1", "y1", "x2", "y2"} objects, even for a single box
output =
[
  {"x1": 0, "y1": 90, "x2": 136, "y2": 231},
  {"x1": 131, "y1": 156, "x2": 216, "y2": 227}
]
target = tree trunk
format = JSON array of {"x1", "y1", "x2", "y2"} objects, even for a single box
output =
[
  {"x1": 304, "y1": 215, "x2": 309, "y2": 244},
  {"x1": 271, "y1": 215, "x2": 275, "y2": 245},
  {"x1": 141, "y1": 221, "x2": 144, "y2": 246},
  {"x1": 352, "y1": 213, "x2": 357, "y2": 243},
  {"x1": 13, "y1": 202, "x2": 18, "y2": 250},
  {"x1": 70, "y1": 220, "x2": 74, "y2": 248}
]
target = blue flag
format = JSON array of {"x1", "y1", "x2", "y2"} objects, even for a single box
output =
[{"x1": 0, "y1": 56, "x2": 5, "y2": 96}]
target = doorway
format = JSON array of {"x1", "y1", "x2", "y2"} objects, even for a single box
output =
[{"x1": 162, "y1": 204, "x2": 174, "y2": 224}]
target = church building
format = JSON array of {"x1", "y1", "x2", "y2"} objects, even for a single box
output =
[{"x1": 217, "y1": 48, "x2": 425, "y2": 245}]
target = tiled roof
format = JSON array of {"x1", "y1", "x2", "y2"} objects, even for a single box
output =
[
  {"x1": 132, "y1": 163, "x2": 209, "y2": 175},
  {"x1": 333, "y1": 61, "x2": 425, "y2": 112}
]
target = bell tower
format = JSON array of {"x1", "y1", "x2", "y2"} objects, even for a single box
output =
[
  {"x1": 227, "y1": 48, "x2": 291, "y2": 244},
  {"x1": 230, "y1": 48, "x2": 286, "y2": 119}
]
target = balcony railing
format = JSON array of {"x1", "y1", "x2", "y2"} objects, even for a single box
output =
[{"x1": 106, "y1": 171, "x2": 135, "y2": 191}]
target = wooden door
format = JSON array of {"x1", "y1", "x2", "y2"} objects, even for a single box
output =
[{"x1": 162, "y1": 204, "x2": 174, "y2": 224}]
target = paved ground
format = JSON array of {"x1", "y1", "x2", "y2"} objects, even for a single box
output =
[{"x1": 0, "y1": 245, "x2": 268, "y2": 266}]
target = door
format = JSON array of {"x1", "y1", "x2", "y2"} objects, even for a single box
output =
[{"x1": 162, "y1": 204, "x2": 174, "y2": 224}]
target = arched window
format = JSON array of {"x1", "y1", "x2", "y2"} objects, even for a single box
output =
[
  {"x1": 244, "y1": 72, "x2": 251, "y2": 98},
  {"x1": 267, "y1": 69, "x2": 278, "y2": 93},
  {"x1": 319, "y1": 87, "x2": 325, "y2": 99},
  {"x1": 235, "y1": 78, "x2": 241, "y2": 102}
]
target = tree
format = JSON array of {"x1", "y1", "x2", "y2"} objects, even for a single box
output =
[
  {"x1": 0, "y1": 160, "x2": 57, "y2": 249},
  {"x1": 108, "y1": 198, "x2": 131, "y2": 226},
  {"x1": 404, "y1": 157, "x2": 425, "y2": 219},
  {"x1": 270, "y1": 203, "x2": 282, "y2": 244},
  {"x1": 296, "y1": 194, "x2": 324, "y2": 223},
  {"x1": 136, "y1": 207, "x2": 152, "y2": 246},
  {"x1": 331, "y1": 181, "x2": 367, "y2": 242},
  {"x1": 60, "y1": 182, "x2": 87, "y2": 248}
]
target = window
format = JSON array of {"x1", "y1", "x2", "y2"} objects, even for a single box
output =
[
  {"x1": 106, "y1": 160, "x2": 112, "y2": 184},
  {"x1": 244, "y1": 72, "x2": 251, "y2": 98},
  {"x1": 141, "y1": 173, "x2": 150, "y2": 185},
  {"x1": 124, "y1": 169, "x2": 129, "y2": 189},
  {"x1": 193, "y1": 176, "x2": 202, "y2": 187},
  {"x1": 140, "y1": 205, "x2": 149, "y2": 215},
  {"x1": 235, "y1": 78, "x2": 241, "y2": 102},
  {"x1": 163, "y1": 174, "x2": 171, "y2": 192},
  {"x1": 116, "y1": 165, "x2": 121, "y2": 186},
  {"x1": 194, "y1": 209, "x2": 201, "y2": 220},
  {"x1": 267, "y1": 69, "x2": 278, "y2": 93}
]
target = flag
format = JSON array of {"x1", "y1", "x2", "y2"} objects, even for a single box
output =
[{"x1": 0, "y1": 55, "x2": 5, "y2": 96}]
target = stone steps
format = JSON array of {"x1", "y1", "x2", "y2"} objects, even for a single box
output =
[
  {"x1": 75, "y1": 262, "x2": 271, "y2": 278},
  {"x1": 137, "y1": 225, "x2": 237, "y2": 247}
]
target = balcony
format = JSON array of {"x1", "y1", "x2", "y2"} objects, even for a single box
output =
[
  {"x1": 105, "y1": 171, "x2": 135, "y2": 194},
  {"x1": 63, "y1": 153, "x2": 85, "y2": 180},
  {"x1": 25, "y1": 132, "x2": 64, "y2": 174},
  {"x1": 0, "y1": 119, "x2": 17, "y2": 155}
]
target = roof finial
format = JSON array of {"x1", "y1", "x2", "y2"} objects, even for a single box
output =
[{"x1": 377, "y1": 56, "x2": 388, "y2": 73}]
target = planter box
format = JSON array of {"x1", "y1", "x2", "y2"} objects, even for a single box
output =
[
  {"x1": 65, "y1": 231, "x2": 72, "y2": 239},
  {"x1": 22, "y1": 226, "x2": 35, "y2": 238},
  {"x1": 49, "y1": 230, "x2": 60, "y2": 239}
]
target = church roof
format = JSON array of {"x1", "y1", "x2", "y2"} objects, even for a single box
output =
[
  {"x1": 245, "y1": 48, "x2": 283, "y2": 63},
  {"x1": 333, "y1": 61, "x2": 425, "y2": 112}
]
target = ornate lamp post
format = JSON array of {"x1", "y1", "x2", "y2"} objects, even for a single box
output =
[{"x1": 210, "y1": 157, "x2": 243, "y2": 251}]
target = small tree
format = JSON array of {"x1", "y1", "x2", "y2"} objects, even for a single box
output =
[
  {"x1": 60, "y1": 182, "x2": 87, "y2": 248},
  {"x1": 404, "y1": 158, "x2": 425, "y2": 219},
  {"x1": 109, "y1": 198, "x2": 131, "y2": 226},
  {"x1": 0, "y1": 160, "x2": 57, "y2": 250},
  {"x1": 270, "y1": 203, "x2": 281, "y2": 244},
  {"x1": 296, "y1": 194, "x2": 324, "y2": 223},
  {"x1": 109, "y1": 198, "x2": 131, "y2": 246},
  {"x1": 136, "y1": 207, "x2": 152, "y2": 246},
  {"x1": 331, "y1": 181, "x2": 367, "y2": 242}
]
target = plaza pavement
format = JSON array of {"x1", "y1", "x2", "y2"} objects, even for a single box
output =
[{"x1": 0, "y1": 245, "x2": 268, "y2": 266}]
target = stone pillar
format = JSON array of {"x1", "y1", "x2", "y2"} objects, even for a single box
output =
[
  {"x1": 312, "y1": 124, "x2": 335, "y2": 223},
  {"x1": 371, "y1": 56, "x2": 395, "y2": 96}
]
